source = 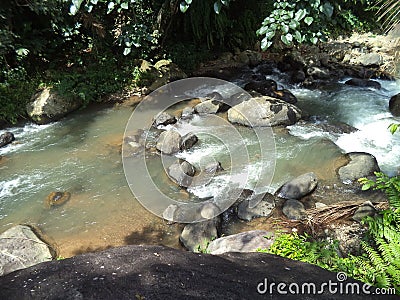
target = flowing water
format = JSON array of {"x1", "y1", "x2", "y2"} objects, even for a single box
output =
[{"x1": 1, "y1": 74, "x2": 400, "y2": 257}]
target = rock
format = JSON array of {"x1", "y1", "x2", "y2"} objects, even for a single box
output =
[
  {"x1": 352, "y1": 201, "x2": 376, "y2": 222},
  {"x1": 276, "y1": 172, "x2": 318, "y2": 200},
  {"x1": 153, "y1": 112, "x2": 177, "y2": 127},
  {"x1": 244, "y1": 79, "x2": 278, "y2": 96},
  {"x1": 194, "y1": 100, "x2": 220, "y2": 114},
  {"x1": 180, "y1": 132, "x2": 198, "y2": 151},
  {"x1": 237, "y1": 193, "x2": 275, "y2": 221},
  {"x1": 338, "y1": 152, "x2": 380, "y2": 183},
  {"x1": 227, "y1": 97, "x2": 301, "y2": 127},
  {"x1": 179, "y1": 218, "x2": 220, "y2": 252},
  {"x1": 270, "y1": 89, "x2": 297, "y2": 104},
  {"x1": 204, "y1": 161, "x2": 224, "y2": 173},
  {"x1": 147, "y1": 60, "x2": 187, "y2": 92},
  {"x1": 167, "y1": 160, "x2": 195, "y2": 187},
  {"x1": 0, "y1": 245, "x2": 378, "y2": 300},
  {"x1": 156, "y1": 130, "x2": 182, "y2": 154},
  {"x1": 345, "y1": 78, "x2": 381, "y2": 89},
  {"x1": 291, "y1": 70, "x2": 306, "y2": 83},
  {"x1": 389, "y1": 93, "x2": 400, "y2": 116},
  {"x1": 181, "y1": 106, "x2": 195, "y2": 119},
  {"x1": 0, "y1": 132, "x2": 15, "y2": 148},
  {"x1": 307, "y1": 67, "x2": 330, "y2": 80},
  {"x1": 356, "y1": 53, "x2": 384, "y2": 66},
  {"x1": 282, "y1": 199, "x2": 307, "y2": 220},
  {"x1": 0, "y1": 225, "x2": 53, "y2": 276},
  {"x1": 26, "y1": 87, "x2": 82, "y2": 124},
  {"x1": 45, "y1": 191, "x2": 71, "y2": 208},
  {"x1": 325, "y1": 223, "x2": 367, "y2": 256},
  {"x1": 206, "y1": 230, "x2": 274, "y2": 254}
]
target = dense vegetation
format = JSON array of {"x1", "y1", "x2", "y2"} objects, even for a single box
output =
[{"x1": 0, "y1": 0, "x2": 383, "y2": 124}]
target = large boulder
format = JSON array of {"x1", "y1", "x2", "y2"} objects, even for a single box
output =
[
  {"x1": 167, "y1": 160, "x2": 196, "y2": 187},
  {"x1": 26, "y1": 87, "x2": 82, "y2": 124},
  {"x1": 180, "y1": 218, "x2": 220, "y2": 252},
  {"x1": 206, "y1": 230, "x2": 274, "y2": 254},
  {"x1": 153, "y1": 112, "x2": 177, "y2": 127},
  {"x1": 227, "y1": 97, "x2": 301, "y2": 127},
  {"x1": 180, "y1": 132, "x2": 198, "y2": 151},
  {"x1": 194, "y1": 100, "x2": 220, "y2": 114},
  {"x1": 148, "y1": 60, "x2": 187, "y2": 92},
  {"x1": 389, "y1": 93, "x2": 400, "y2": 116},
  {"x1": 345, "y1": 78, "x2": 381, "y2": 89},
  {"x1": 0, "y1": 132, "x2": 15, "y2": 148},
  {"x1": 276, "y1": 172, "x2": 318, "y2": 200},
  {"x1": 237, "y1": 193, "x2": 275, "y2": 221},
  {"x1": 356, "y1": 53, "x2": 384, "y2": 67},
  {"x1": 0, "y1": 245, "x2": 380, "y2": 300},
  {"x1": 156, "y1": 130, "x2": 182, "y2": 154},
  {"x1": 0, "y1": 225, "x2": 53, "y2": 276},
  {"x1": 338, "y1": 152, "x2": 380, "y2": 183}
]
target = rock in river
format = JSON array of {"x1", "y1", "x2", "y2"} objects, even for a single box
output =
[
  {"x1": 167, "y1": 160, "x2": 195, "y2": 187},
  {"x1": 276, "y1": 172, "x2": 318, "y2": 200},
  {"x1": 156, "y1": 130, "x2": 182, "y2": 154},
  {"x1": 0, "y1": 132, "x2": 15, "y2": 148},
  {"x1": 180, "y1": 217, "x2": 220, "y2": 252},
  {"x1": 227, "y1": 96, "x2": 301, "y2": 127},
  {"x1": 26, "y1": 87, "x2": 82, "y2": 124},
  {"x1": 282, "y1": 199, "x2": 307, "y2": 220},
  {"x1": 45, "y1": 191, "x2": 71, "y2": 208},
  {"x1": 338, "y1": 152, "x2": 380, "y2": 183},
  {"x1": 237, "y1": 192, "x2": 275, "y2": 221},
  {"x1": 389, "y1": 93, "x2": 400, "y2": 116}
]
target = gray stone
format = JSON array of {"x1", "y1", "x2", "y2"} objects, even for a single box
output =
[
  {"x1": 180, "y1": 132, "x2": 198, "y2": 150},
  {"x1": 237, "y1": 193, "x2": 275, "y2": 221},
  {"x1": 0, "y1": 225, "x2": 53, "y2": 276},
  {"x1": 227, "y1": 97, "x2": 301, "y2": 127},
  {"x1": 282, "y1": 199, "x2": 307, "y2": 220},
  {"x1": 156, "y1": 130, "x2": 182, "y2": 154},
  {"x1": 167, "y1": 160, "x2": 195, "y2": 187},
  {"x1": 352, "y1": 201, "x2": 376, "y2": 222},
  {"x1": 153, "y1": 112, "x2": 176, "y2": 127},
  {"x1": 325, "y1": 223, "x2": 367, "y2": 256},
  {"x1": 357, "y1": 53, "x2": 384, "y2": 66},
  {"x1": 338, "y1": 152, "x2": 380, "y2": 183},
  {"x1": 0, "y1": 132, "x2": 15, "y2": 148},
  {"x1": 206, "y1": 230, "x2": 274, "y2": 255},
  {"x1": 180, "y1": 218, "x2": 220, "y2": 252},
  {"x1": 194, "y1": 100, "x2": 220, "y2": 114},
  {"x1": 181, "y1": 106, "x2": 195, "y2": 119},
  {"x1": 204, "y1": 161, "x2": 224, "y2": 173},
  {"x1": 345, "y1": 78, "x2": 381, "y2": 89},
  {"x1": 277, "y1": 172, "x2": 318, "y2": 200},
  {"x1": 26, "y1": 87, "x2": 82, "y2": 124},
  {"x1": 307, "y1": 67, "x2": 330, "y2": 79},
  {"x1": 389, "y1": 93, "x2": 400, "y2": 116}
]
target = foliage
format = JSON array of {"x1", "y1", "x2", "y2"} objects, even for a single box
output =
[
  {"x1": 389, "y1": 123, "x2": 400, "y2": 134},
  {"x1": 377, "y1": 0, "x2": 400, "y2": 32},
  {"x1": 0, "y1": 67, "x2": 40, "y2": 124}
]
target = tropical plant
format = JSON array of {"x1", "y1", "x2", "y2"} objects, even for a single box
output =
[{"x1": 376, "y1": 0, "x2": 400, "y2": 32}]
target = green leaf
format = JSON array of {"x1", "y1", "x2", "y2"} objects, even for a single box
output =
[
  {"x1": 180, "y1": 2, "x2": 189, "y2": 13},
  {"x1": 321, "y1": 2, "x2": 334, "y2": 18},
  {"x1": 265, "y1": 30, "x2": 275, "y2": 40},
  {"x1": 257, "y1": 26, "x2": 269, "y2": 36},
  {"x1": 289, "y1": 19, "x2": 299, "y2": 30},
  {"x1": 120, "y1": 2, "x2": 128, "y2": 9},
  {"x1": 221, "y1": 0, "x2": 229, "y2": 5},
  {"x1": 281, "y1": 24, "x2": 289, "y2": 34},
  {"x1": 362, "y1": 183, "x2": 372, "y2": 191},
  {"x1": 310, "y1": 37, "x2": 318, "y2": 44},
  {"x1": 15, "y1": 48, "x2": 29, "y2": 57},
  {"x1": 123, "y1": 47, "x2": 131, "y2": 56},
  {"x1": 185, "y1": 0, "x2": 193, "y2": 4},
  {"x1": 281, "y1": 33, "x2": 293, "y2": 45},
  {"x1": 295, "y1": 9, "x2": 306, "y2": 21},
  {"x1": 261, "y1": 37, "x2": 272, "y2": 50},
  {"x1": 294, "y1": 31, "x2": 302, "y2": 42},
  {"x1": 107, "y1": 2, "x2": 115, "y2": 13},
  {"x1": 389, "y1": 123, "x2": 399, "y2": 135},
  {"x1": 304, "y1": 16, "x2": 314, "y2": 25},
  {"x1": 90, "y1": 0, "x2": 98, "y2": 4},
  {"x1": 214, "y1": 1, "x2": 222, "y2": 14}
]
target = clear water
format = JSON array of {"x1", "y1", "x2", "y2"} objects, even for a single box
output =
[{"x1": 1, "y1": 75, "x2": 399, "y2": 256}]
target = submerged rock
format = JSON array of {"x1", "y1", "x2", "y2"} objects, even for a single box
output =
[
  {"x1": 156, "y1": 130, "x2": 182, "y2": 154},
  {"x1": 45, "y1": 191, "x2": 71, "y2": 208},
  {"x1": 227, "y1": 97, "x2": 301, "y2": 127},
  {"x1": 276, "y1": 172, "x2": 318, "y2": 200},
  {"x1": 0, "y1": 132, "x2": 15, "y2": 148},
  {"x1": 338, "y1": 152, "x2": 380, "y2": 183},
  {"x1": 0, "y1": 225, "x2": 53, "y2": 276},
  {"x1": 179, "y1": 218, "x2": 220, "y2": 252},
  {"x1": 206, "y1": 230, "x2": 274, "y2": 254},
  {"x1": 26, "y1": 87, "x2": 82, "y2": 124}
]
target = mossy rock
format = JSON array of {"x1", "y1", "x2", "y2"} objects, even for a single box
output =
[{"x1": 45, "y1": 191, "x2": 71, "y2": 209}]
